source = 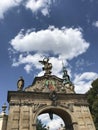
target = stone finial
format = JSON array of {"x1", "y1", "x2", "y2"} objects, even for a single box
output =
[
  {"x1": 2, "y1": 103, "x2": 7, "y2": 114},
  {"x1": 17, "y1": 76, "x2": 24, "y2": 91},
  {"x1": 62, "y1": 65, "x2": 70, "y2": 84},
  {"x1": 39, "y1": 58, "x2": 52, "y2": 75}
]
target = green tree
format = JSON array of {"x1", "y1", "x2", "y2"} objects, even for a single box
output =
[
  {"x1": 87, "y1": 78, "x2": 98, "y2": 130},
  {"x1": 36, "y1": 119, "x2": 47, "y2": 130}
]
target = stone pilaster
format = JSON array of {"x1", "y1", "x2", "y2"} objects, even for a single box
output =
[{"x1": 0, "y1": 105, "x2": 8, "y2": 130}]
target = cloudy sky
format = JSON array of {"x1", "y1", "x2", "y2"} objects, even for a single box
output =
[
  {"x1": 38, "y1": 113, "x2": 65, "y2": 130},
  {"x1": 0, "y1": 0, "x2": 98, "y2": 129}
]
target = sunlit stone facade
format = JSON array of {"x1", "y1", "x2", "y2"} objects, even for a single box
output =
[{"x1": 0, "y1": 58, "x2": 96, "y2": 130}]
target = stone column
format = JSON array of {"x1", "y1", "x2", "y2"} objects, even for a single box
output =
[
  {"x1": 32, "y1": 123, "x2": 37, "y2": 130},
  {"x1": 72, "y1": 122, "x2": 78, "y2": 130},
  {"x1": 0, "y1": 104, "x2": 8, "y2": 130}
]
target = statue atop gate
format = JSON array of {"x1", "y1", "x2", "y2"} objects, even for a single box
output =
[{"x1": 39, "y1": 57, "x2": 52, "y2": 75}]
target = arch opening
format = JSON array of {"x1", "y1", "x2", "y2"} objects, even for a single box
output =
[
  {"x1": 36, "y1": 107, "x2": 74, "y2": 130},
  {"x1": 37, "y1": 113, "x2": 65, "y2": 130}
]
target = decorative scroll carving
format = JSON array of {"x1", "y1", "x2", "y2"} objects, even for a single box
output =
[
  {"x1": 32, "y1": 103, "x2": 47, "y2": 113},
  {"x1": 60, "y1": 102, "x2": 74, "y2": 112},
  {"x1": 25, "y1": 76, "x2": 75, "y2": 94}
]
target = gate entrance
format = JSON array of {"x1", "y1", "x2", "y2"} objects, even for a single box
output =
[
  {"x1": 37, "y1": 113, "x2": 65, "y2": 130},
  {"x1": 6, "y1": 58, "x2": 96, "y2": 130},
  {"x1": 36, "y1": 107, "x2": 74, "y2": 130}
]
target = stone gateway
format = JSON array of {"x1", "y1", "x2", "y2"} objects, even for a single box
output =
[{"x1": 0, "y1": 58, "x2": 96, "y2": 130}]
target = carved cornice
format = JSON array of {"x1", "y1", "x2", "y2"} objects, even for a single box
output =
[
  {"x1": 74, "y1": 102, "x2": 89, "y2": 106},
  {"x1": 7, "y1": 91, "x2": 88, "y2": 106},
  {"x1": 9, "y1": 102, "x2": 32, "y2": 106}
]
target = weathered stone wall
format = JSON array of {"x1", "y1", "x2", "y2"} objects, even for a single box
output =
[
  {"x1": 73, "y1": 105, "x2": 95, "y2": 130},
  {"x1": 6, "y1": 91, "x2": 96, "y2": 130},
  {"x1": 0, "y1": 114, "x2": 8, "y2": 130}
]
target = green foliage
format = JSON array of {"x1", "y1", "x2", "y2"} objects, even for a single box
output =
[
  {"x1": 87, "y1": 78, "x2": 98, "y2": 130},
  {"x1": 36, "y1": 119, "x2": 47, "y2": 130}
]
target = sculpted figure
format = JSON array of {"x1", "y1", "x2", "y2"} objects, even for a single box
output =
[
  {"x1": 17, "y1": 77, "x2": 24, "y2": 91},
  {"x1": 39, "y1": 58, "x2": 52, "y2": 75}
]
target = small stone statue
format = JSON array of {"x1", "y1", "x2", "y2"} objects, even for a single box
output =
[
  {"x1": 62, "y1": 65, "x2": 71, "y2": 84},
  {"x1": 2, "y1": 103, "x2": 7, "y2": 114},
  {"x1": 17, "y1": 76, "x2": 24, "y2": 91},
  {"x1": 39, "y1": 58, "x2": 52, "y2": 75}
]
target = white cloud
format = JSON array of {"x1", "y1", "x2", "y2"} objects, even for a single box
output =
[
  {"x1": 38, "y1": 114, "x2": 64, "y2": 130},
  {"x1": 9, "y1": 26, "x2": 89, "y2": 75},
  {"x1": 47, "y1": 118, "x2": 64, "y2": 130},
  {"x1": 0, "y1": 0, "x2": 55, "y2": 19},
  {"x1": 41, "y1": 8, "x2": 49, "y2": 16},
  {"x1": 25, "y1": 0, "x2": 53, "y2": 16},
  {"x1": 12, "y1": 53, "x2": 67, "y2": 77},
  {"x1": 92, "y1": 21, "x2": 98, "y2": 28},
  {"x1": 38, "y1": 114, "x2": 50, "y2": 124},
  {"x1": 73, "y1": 72, "x2": 98, "y2": 93},
  {"x1": 0, "y1": 0, "x2": 22, "y2": 19},
  {"x1": 12, "y1": 53, "x2": 43, "y2": 68},
  {"x1": 10, "y1": 26, "x2": 89, "y2": 58},
  {"x1": 24, "y1": 64, "x2": 33, "y2": 74}
]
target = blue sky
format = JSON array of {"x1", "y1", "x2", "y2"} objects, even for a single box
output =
[{"x1": 0, "y1": 0, "x2": 98, "y2": 128}]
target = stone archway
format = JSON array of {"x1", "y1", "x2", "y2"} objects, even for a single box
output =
[
  {"x1": 6, "y1": 59, "x2": 96, "y2": 130},
  {"x1": 33, "y1": 106, "x2": 78, "y2": 130}
]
